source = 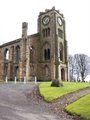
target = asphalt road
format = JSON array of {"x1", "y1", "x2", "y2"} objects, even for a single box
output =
[{"x1": 0, "y1": 82, "x2": 61, "y2": 120}]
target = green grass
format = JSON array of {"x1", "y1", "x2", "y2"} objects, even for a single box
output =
[
  {"x1": 39, "y1": 82, "x2": 90, "y2": 102},
  {"x1": 65, "y1": 94, "x2": 90, "y2": 120},
  {"x1": 0, "y1": 80, "x2": 4, "y2": 83}
]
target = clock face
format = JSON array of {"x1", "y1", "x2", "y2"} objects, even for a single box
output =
[
  {"x1": 42, "y1": 16, "x2": 50, "y2": 25},
  {"x1": 57, "y1": 17, "x2": 62, "y2": 26}
]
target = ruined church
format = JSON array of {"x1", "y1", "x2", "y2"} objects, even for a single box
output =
[{"x1": 0, "y1": 7, "x2": 68, "y2": 81}]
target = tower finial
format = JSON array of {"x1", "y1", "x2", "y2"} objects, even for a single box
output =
[{"x1": 52, "y1": 6, "x2": 55, "y2": 10}]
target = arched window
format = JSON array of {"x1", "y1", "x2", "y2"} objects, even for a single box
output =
[
  {"x1": 60, "y1": 43, "x2": 63, "y2": 61},
  {"x1": 61, "y1": 68, "x2": 65, "y2": 81},
  {"x1": 43, "y1": 43, "x2": 50, "y2": 60},
  {"x1": 16, "y1": 46, "x2": 20, "y2": 63},
  {"x1": 48, "y1": 48, "x2": 50, "y2": 59},
  {"x1": 44, "y1": 49, "x2": 46, "y2": 60},
  {"x1": 4, "y1": 49, "x2": 9, "y2": 60},
  {"x1": 46, "y1": 28, "x2": 48, "y2": 37},
  {"x1": 11, "y1": 46, "x2": 14, "y2": 61},
  {"x1": 47, "y1": 28, "x2": 50, "y2": 36},
  {"x1": 44, "y1": 48, "x2": 50, "y2": 60}
]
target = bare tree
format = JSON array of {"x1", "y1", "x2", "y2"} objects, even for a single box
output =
[
  {"x1": 74, "y1": 54, "x2": 89, "y2": 82},
  {"x1": 69, "y1": 55, "x2": 75, "y2": 81}
]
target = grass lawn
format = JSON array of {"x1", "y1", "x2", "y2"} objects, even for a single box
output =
[
  {"x1": 0, "y1": 80, "x2": 4, "y2": 83},
  {"x1": 39, "y1": 82, "x2": 90, "y2": 102},
  {"x1": 65, "y1": 94, "x2": 90, "y2": 120}
]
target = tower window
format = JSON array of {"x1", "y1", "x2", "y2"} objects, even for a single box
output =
[
  {"x1": 42, "y1": 28, "x2": 50, "y2": 38},
  {"x1": 44, "y1": 48, "x2": 50, "y2": 60},
  {"x1": 60, "y1": 43, "x2": 63, "y2": 61},
  {"x1": 44, "y1": 49, "x2": 47, "y2": 60},
  {"x1": 58, "y1": 29, "x2": 63, "y2": 38},
  {"x1": 48, "y1": 48, "x2": 50, "y2": 59},
  {"x1": 47, "y1": 28, "x2": 50, "y2": 36}
]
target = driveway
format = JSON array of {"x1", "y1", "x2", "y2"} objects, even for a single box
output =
[{"x1": 0, "y1": 82, "x2": 61, "y2": 120}]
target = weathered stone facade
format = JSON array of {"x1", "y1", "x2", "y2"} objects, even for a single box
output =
[{"x1": 0, "y1": 7, "x2": 69, "y2": 81}]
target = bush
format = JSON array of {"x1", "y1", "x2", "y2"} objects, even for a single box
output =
[{"x1": 51, "y1": 80, "x2": 63, "y2": 87}]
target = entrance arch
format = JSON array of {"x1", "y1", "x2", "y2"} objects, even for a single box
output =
[{"x1": 61, "y1": 68, "x2": 65, "y2": 81}]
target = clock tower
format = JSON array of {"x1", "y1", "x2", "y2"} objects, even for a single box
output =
[{"x1": 38, "y1": 7, "x2": 68, "y2": 81}]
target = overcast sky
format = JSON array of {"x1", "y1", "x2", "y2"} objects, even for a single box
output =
[{"x1": 0, "y1": 0, "x2": 89, "y2": 56}]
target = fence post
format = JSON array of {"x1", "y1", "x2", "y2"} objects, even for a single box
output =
[
  {"x1": 15, "y1": 76, "x2": 17, "y2": 84},
  {"x1": 5, "y1": 76, "x2": 8, "y2": 83},
  {"x1": 24, "y1": 76, "x2": 26, "y2": 84},
  {"x1": 35, "y1": 76, "x2": 37, "y2": 84}
]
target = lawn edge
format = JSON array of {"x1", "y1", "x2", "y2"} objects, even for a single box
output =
[{"x1": 39, "y1": 84, "x2": 90, "y2": 102}]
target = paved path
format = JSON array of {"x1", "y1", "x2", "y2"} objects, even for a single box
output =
[{"x1": 0, "y1": 82, "x2": 60, "y2": 120}]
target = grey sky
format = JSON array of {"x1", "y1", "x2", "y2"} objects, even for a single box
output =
[{"x1": 0, "y1": 0, "x2": 89, "y2": 56}]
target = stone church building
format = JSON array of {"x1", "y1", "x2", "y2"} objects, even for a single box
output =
[{"x1": 0, "y1": 7, "x2": 68, "y2": 81}]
